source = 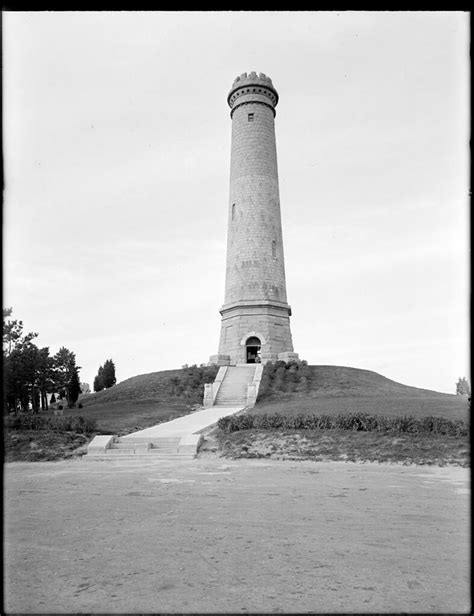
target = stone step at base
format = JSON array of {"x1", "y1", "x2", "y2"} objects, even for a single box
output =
[
  {"x1": 85, "y1": 452, "x2": 195, "y2": 461},
  {"x1": 217, "y1": 392, "x2": 248, "y2": 397},
  {"x1": 110, "y1": 443, "x2": 149, "y2": 450},
  {"x1": 215, "y1": 394, "x2": 247, "y2": 399},
  {"x1": 148, "y1": 451, "x2": 193, "y2": 458},
  {"x1": 117, "y1": 437, "x2": 181, "y2": 444}
]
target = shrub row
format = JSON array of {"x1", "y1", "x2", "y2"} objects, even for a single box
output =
[
  {"x1": 217, "y1": 412, "x2": 469, "y2": 436},
  {"x1": 4, "y1": 414, "x2": 97, "y2": 434}
]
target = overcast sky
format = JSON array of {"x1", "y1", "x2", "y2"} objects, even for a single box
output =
[{"x1": 3, "y1": 11, "x2": 469, "y2": 394}]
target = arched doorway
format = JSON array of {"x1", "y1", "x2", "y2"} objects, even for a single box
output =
[{"x1": 246, "y1": 336, "x2": 261, "y2": 364}]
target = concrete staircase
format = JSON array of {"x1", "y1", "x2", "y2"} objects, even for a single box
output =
[
  {"x1": 214, "y1": 365, "x2": 257, "y2": 407},
  {"x1": 86, "y1": 435, "x2": 198, "y2": 460},
  {"x1": 85, "y1": 365, "x2": 261, "y2": 461}
]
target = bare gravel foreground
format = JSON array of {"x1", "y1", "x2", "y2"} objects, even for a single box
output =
[{"x1": 4, "y1": 457, "x2": 470, "y2": 614}]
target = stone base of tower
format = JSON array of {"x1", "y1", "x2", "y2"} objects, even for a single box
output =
[
  {"x1": 277, "y1": 352, "x2": 300, "y2": 363},
  {"x1": 208, "y1": 354, "x2": 231, "y2": 366},
  {"x1": 210, "y1": 300, "x2": 297, "y2": 366}
]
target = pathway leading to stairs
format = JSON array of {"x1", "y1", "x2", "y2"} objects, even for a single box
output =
[{"x1": 120, "y1": 404, "x2": 244, "y2": 439}]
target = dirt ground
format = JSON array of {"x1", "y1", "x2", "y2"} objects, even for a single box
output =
[{"x1": 3, "y1": 455, "x2": 470, "y2": 614}]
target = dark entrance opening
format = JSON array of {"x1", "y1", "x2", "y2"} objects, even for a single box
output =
[{"x1": 246, "y1": 336, "x2": 261, "y2": 364}]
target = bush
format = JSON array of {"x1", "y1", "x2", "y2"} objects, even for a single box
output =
[
  {"x1": 217, "y1": 411, "x2": 469, "y2": 436},
  {"x1": 165, "y1": 364, "x2": 219, "y2": 403},
  {"x1": 58, "y1": 405, "x2": 63, "y2": 410},
  {"x1": 257, "y1": 360, "x2": 312, "y2": 400},
  {"x1": 78, "y1": 402, "x2": 83, "y2": 409},
  {"x1": 4, "y1": 414, "x2": 97, "y2": 434}
]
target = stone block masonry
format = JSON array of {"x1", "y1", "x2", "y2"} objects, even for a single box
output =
[{"x1": 211, "y1": 72, "x2": 298, "y2": 366}]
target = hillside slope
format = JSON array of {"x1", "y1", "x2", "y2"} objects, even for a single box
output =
[
  {"x1": 266, "y1": 365, "x2": 457, "y2": 398},
  {"x1": 84, "y1": 369, "x2": 186, "y2": 406},
  {"x1": 75, "y1": 364, "x2": 468, "y2": 431},
  {"x1": 75, "y1": 365, "x2": 218, "y2": 432},
  {"x1": 255, "y1": 365, "x2": 468, "y2": 419}
]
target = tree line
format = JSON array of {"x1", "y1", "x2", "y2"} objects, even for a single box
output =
[{"x1": 3, "y1": 308, "x2": 82, "y2": 413}]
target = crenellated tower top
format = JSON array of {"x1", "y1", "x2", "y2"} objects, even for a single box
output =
[{"x1": 227, "y1": 71, "x2": 279, "y2": 117}]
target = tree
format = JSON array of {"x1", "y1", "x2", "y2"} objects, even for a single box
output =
[
  {"x1": 67, "y1": 368, "x2": 82, "y2": 408},
  {"x1": 93, "y1": 365, "x2": 105, "y2": 392},
  {"x1": 52, "y1": 347, "x2": 81, "y2": 407},
  {"x1": 456, "y1": 377, "x2": 471, "y2": 396},
  {"x1": 4, "y1": 346, "x2": 34, "y2": 413},
  {"x1": 102, "y1": 359, "x2": 116, "y2": 389},
  {"x1": 36, "y1": 347, "x2": 55, "y2": 411},
  {"x1": 3, "y1": 308, "x2": 38, "y2": 356},
  {"x1": 94, "y1": 360, "x2": 116, "y2": 391},
  {"x1": 3, "y1": 309, "x2": 81, "y2": 414}
]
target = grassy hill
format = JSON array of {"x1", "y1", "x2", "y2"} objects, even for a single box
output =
[
  {"x1": 70, "y1": 363, "x2": 469, "y2": 434},
  {"x1": 73, "y1": 365, "x2": 218, "y2": 433},
  {"x1": 254, "y1": 364, "x2": 469, "y2": 420}
]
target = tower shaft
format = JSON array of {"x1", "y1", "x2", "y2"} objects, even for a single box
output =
[{"x1": 210, "y1": 72, "x2": 298, "y2": 366}]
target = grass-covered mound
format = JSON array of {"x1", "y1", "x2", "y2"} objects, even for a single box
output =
[
  {"x1": 6, "y1": 361, "x2": 469, "y2": 465},
  {"x1": 207, "y1": 363, "x2": 470, "y2": 466},
  {"x1": 255, "y1": 362, "x2": 468, "y2": 420},
  {"x1": 72, "y1": 364, "x2": 219, "y2": 433}
]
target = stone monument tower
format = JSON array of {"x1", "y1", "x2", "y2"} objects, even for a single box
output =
[{"x1": 210, "y1": 72, "x2": 299, "y2": 366}]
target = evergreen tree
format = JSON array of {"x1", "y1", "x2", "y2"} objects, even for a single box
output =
[
  {"x1": 52, "y1": 347, "x2": 80, "y2": 406},
  {"x1": 102, "y1": 359, "x2": 117, "y2": 388},
  {"x1": 67, "y1": 368, "x2": 82, "y2": 407},
  {"x1": 3, "y1": 309, "x2": 81, "y2": 414},
  {"x1": 3, "y1": 307, "x2": 38, "y2": 356},
  {"x1": 93, "y1": 365, "x2": 105, "y2": 392}
]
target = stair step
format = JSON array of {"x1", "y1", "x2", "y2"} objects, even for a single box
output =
[
  {"x1": 217, "y1": 386, "x2": 248, "y2": 390},
  {"x1": 148, "y1": 451, "x2": 194, "y2": 457},
  {"x1": 88, "y1": 453, "x2": 195, "y2": 460},
  {"x1": 209, "y1": 365, "x2": 257, "y2": 408},
  {"x1": 118, "y1": 437, "x2": 180, "y2": 444},
  {"x1": 217, "y1": 394, "x2": 247, "y2": 398},
  {"x1": 216, "y1": 394, "x2": 247, "y2": 398}
]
